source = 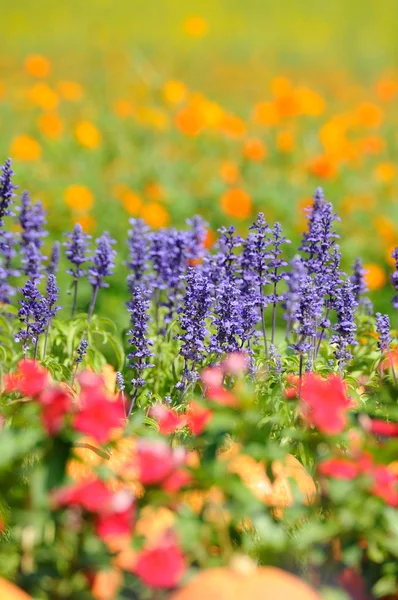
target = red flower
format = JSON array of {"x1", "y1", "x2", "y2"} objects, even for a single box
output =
[
  {"x1": 371, "y1": 465, "x2": 398, "y2": 507},
  {"x1": 319, "y1": 458, "x2": 359, "y2": 480},
  {"x1": 39, "y1": 386, "x2": 71, "y2": 435},
  {"x1": 162, "y1": 469, "x2": 192, "y2": 493},
  {"x1": 4, "y1": 359, "x2": 48, "y2": 397},
  {"x1": 53, "y1": 479, "x2": 114, "y2": 513},
  {"x1": 360, "y1": 415, "x2": 398, "y2": 438},
  {"x1": 300, "y1": 373, "x2": 351, "y2": 434},
  {"x1": 149, "y1": 404, "x2": 186, "y2": 435},
  {"x1": 186, "y1": 401, "x2": 212, "y2": 435},
  {"x1": 221, "y1": 352, "x2": 248, "y2": 375},
  {"x1": 73, "y1": 387, "x2": 124, "y2": 444},
  {"x1": 96, "y1": 492, "x2": 135, "y2": 540},
  {"x1": 201, "y1": 366, "x2": 223, "y2": 388},
  {"x1": 135, "y1": 537, "x2": 186, "y2": 589},
  {"x1": 284, "y1": 374, "x2": 299, "y2": 399},
  {"x1": 136, "y1": 439, "x2": 176, "y2": 485},
  {"x1": 206, "y1": 386, "x2": 237, "y2": 407}
]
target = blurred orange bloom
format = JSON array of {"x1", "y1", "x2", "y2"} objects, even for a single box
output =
[
  {"x1": 112, "y1": 183, "x2": 130, "y2": 201},
  {"x1": 357, "y1": 135, "x2": 385, "y2": 155},
  {"x1": 28, "y1": 83, "x2": 58, "y2": 111},
  {"x1": 276, "y1": 130, "x2": 295, "y2": 153},
  {"x1": 113, "y1": 99, "x2": 133, "y2": 118},
  {"x1": 252, "y1": 101, "x2": 279, "y2": 126},
  {"x1": 219, "y1": 161, "x2": 239, "y2": 185},
  {"x1": 10, "y1": 135, "x2": 41, "y2": 161},
  {"x1": 145, "y1": 182, "x2": 165, "y2": 202},
  {"x1": 0, "y1": 82, "x2": 4, "y2": 99},
  {"x1": 65, "y1": 185, "x2": 94, "y2": 212},
  {"x1": 183, "y1": 16, "x2": 208, "y2": 37},
  {"x1": 175, "y1": 106, "x2": 203, "y2": 136},
  {"x1": 309, "y1": 154, "x2": 336, "y2": 179},
  {"x1": 271, "y1": 76, "x2": 293, "y2": 97},
  {"x1": 243, "y1": 138, "x2": 267, "y2": 161},
  {"x1": 75, "y1": 121, "x2": 102, "y2": 149},
  {"x1": 123, "y1": 191, "x2": 143, "y2": 216},
  {"x1": 219, "y1": 113, "x2": 246, "y2": 138},
  {"x1": 72, "y1": 215, "x2": 96, "y2": 233},
  {"x1": 296, "y1": 87, "x2": 325, "y2": 116},
  {"x1": 24, "y1": 54, "x2": 51, "y2": 78},
  {"x1": 386, "y1": 245, "x2": 397, "y2": 268},
  {"x1": 221, "y1": 188, "x2": 252, "y2": 219},
  {"x1": 204, "y1": 229, "x2": 217, "y2": 249},
  {"x1": 373, "y1": 162, "x2": 395, "y2": 183},
  {"x1": 57, "y1": 81, "x2": 84, "y2": 101},
  {"x1": 38, "y1": 113, "x2": 63, "y2": 139},
  {"x1": 374, "y1": 76, "x2": 398, "y2": 102},
  {"x1": 354, "y1": 102, "x2": 383, "y2": 128},
  {"x1": 163, "y1": 80, "x2": 188, "y2": 105},
  {"x1": 141, "y1": 203, "x2": 169, "y2": 228},
  {"x1": 364, "y1": 263, "x2": 386, "y2": 291},
  {"x1": 374, "y1": 215, "x2": 397, "y2": 246}
]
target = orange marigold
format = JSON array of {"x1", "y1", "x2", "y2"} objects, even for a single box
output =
[
  {"x1": 276, "y1": 130, "x2": 295, "y2": 153},
  {"x1": 123, "y1": 191, "x2": 143, "y2": 216},
  {"x1": 354, "y1": 102, "x2": 383, "y2": 128},
  {"x1": 183, "y1": 16, "x2": 208, "y2": 37},
  {"x1": 373, "y1": 162, "x2": 395, "y2": 183},
  {"x1": 163, "y1": 80, "x2": 188, "y2": 105},
  {"x1": 24, "y1": 54, "x2": 51, "y2": 78},
  {"x1": 309, "y1": 154, "x2": 337, "y2": 179},
  {"x1": 113, "y1": 99, "x2": 133, "y2": 118},
  {"x1": 363, "y1": 263, "x2": 386, "y2": 291},
  {"x1": 57, "y1": 81, "x2": 84, "y2": 101},
  {"x1": 219, "y1": 161, "x2": 239, "y2": 185},
  {"x1": 252, "y1": 101, "x2": 279, "y2": 126},
  {"x1": 243, "y1": 138, "x2": 267, "y2": 161},
  {"x1": 175, "y1": 105, "x2": 203, "y2": 136},
  {"x1": 10, "y1": 135, "x2": 41, "y2": 161},
  {"x1": 141, "y1": 203, "x2": 169, "y2": 228},
  {"x1": 38, "y1": 113, "x2": 63, "y2": 139},
  {"x1": 75, "y1": 121, "x2": 102, "y2": 149},
  {"x1": 221, "y1": 188, "x2": 252, "y2": 220},
  {"x1": 65, "y1": 185, "x2": 94, "y2": 212}
]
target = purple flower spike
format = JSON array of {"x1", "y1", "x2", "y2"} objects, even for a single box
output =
[
  {"x1": 75, "y1": 339, "x2": 88, "y2": 364},
  {"x1": 0, "y1": 231, "x2": 19, "y2": 303},
  {"x1": 15, "y1": 279, "x2": 47, "y2": 356},
  {"x1": 19, "y1": 192, "x2": 47, "y2": 279},
  {"x1": 126, "y1": 218, "x2": 151, "y2": 288},
  {"x1": 331, "y1": 278, "x2": 358, "y2": 369},
  {"x1": 375, "y1": 313, "x2": 392, "y2": 352},
  {"x1": 64, "y1": 223, "x2": 91, "y2": 279},
  {"x1": 46, "y1": 274, "x2": 61, "y2": 319},
  {"x1": 47, "y1": 241, "x2": 61, "y2": 276},
  {"x1": 391, "y1": 247, "x2": 398, "y2": 308},
  {"x1": 89, "y1": 232, "x2": 117, "y2": 289},
  {"x1": 209, "y1": 279, "x2": 244, "y2": 356},
  {"x1": 350, "y1": 257, "x2": 368, "y2": 301},
  {"x1": 283, "y1": 255, "x2": 307, "y2": 334},
  {"x1": 186, "y1": 215, "x2": 208, "y2": 262},
  {"x1": 292, "y1": 274, "x2": 324, "y2": 355},
  {"x1": 0, "y1": 158, "x2": 18, "y2": 226}
]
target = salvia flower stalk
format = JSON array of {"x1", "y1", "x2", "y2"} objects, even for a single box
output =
[
  {"x1": 47, "y1": 241, "x2": 60, "y2": 276},
  {"x1": 15, "y1": 280, "x2": 48, "y2": 358},
  {"x1": 64, "y1": 223, "x2": 91, "y2": 317},
  {"x1": 19, "y1": 191, "x2": 47, "y2": 280},
  {"x1": 0, "y1": 158, "x2": 18, "y2": 227},
  {"x1": 88, "y1": 232, "x2": 116, "y2": 318}
]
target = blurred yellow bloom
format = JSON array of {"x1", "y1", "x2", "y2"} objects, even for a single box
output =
[
  {"x1": 145, "y1": 182, "x2": 165, "y2": 202},
  {"x1": 75, "y1": 121, "x2": 102, "y2": 149},
  {"x1": 295, "y1": 87, "x2": 326, "y2": 116},
  {"x1": 374, "y1": 76, "x2": 398, "y2": 102},
  {"x1": 123, "y1": 191, "x2": 143, "y2": 215},
  {"x1": 183, "y1": 15, "x2": 208, "y2": 38},
  {"x1": 113, "y1": 99, "x2": 133, "y2": 118},
  {"x1": 28, "y1": 83, "x2": 58, "y2": 111},
  {"x1": 10, "y1": 135, "x2": 41, "y2": 161},
  {"x1": 276, "y1": 130, "x2": 295, "y2": 153},
  {"x1": 243, "y1": 138, "x2": 267, "y2": 161},
  {"x1": 24, "y1": 54, "x2": 51, "y2": 78},
  {"x1": 57, "y1": 81, "x2": 84, "y2": 101},
  {"x1": 65, "y1": 185, "x2": 94, "y2": 211},
  {"x1": 135, "y1": 107, "x2": 169, "y2": 131},
  {"x1": 252, "y1": 101, "x2": 279, "y2": 126},
  {"x1": 72, "y1": 215, "x2": 96, "y2": 233},
  {"x1": 221, "y1": 188, "x2": 252, "y2": 219},
  {"x1": 357, "y1": 135, "x2": 385, "y2": 155},
  {"x1": 308, "y1": 154, "x2": 336, "y2": 179},
  {"x1": 163, "y1": 80, "x2": 188, "y2": 105},
  {"x1": 219, "y1": 113, "x2": 246, "y2": 138},
  {"x1": 175, "y1": 105, "x2": 203, "y2": 136},
  {"x1": 373, "y1": 162, "x2": 395, "y2": 183},
  {"x1": 374, "y1": 215, "x2": 396, "y2": 245},
  {"x1": 141, "y1": 203, "x2": 169, "y2": 228},
  {"x1": 219, "y1": 161, "x2": 240, "y2": 185},
  {"x1": 364, "y1": 263, "x2": 386, "y2": 291},
  {"x1": 0, "y1": 82, "x2": 4, "y2": 99},
  {"x1": 271, "y1": 76, "x2": 293, "y2": 97},
  {"x1": 38, "y1": 113, "x2": 63, "y2": 139},
  {"x1": 354, "y1": 102, "x2": 383, "y2": 128}
]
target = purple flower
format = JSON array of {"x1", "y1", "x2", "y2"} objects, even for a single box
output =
[
  {"x1": 89, "y1": 232, "x2": 116, "y2": 289},
  {"x1": 204, "y1": 226, "x2": 242, "y2": 286},
  {"x1": 176, "y1": 267, "x2": 213, "y2": 387},
  {"x1": 186, "y1": 215, "x2": 208, "y2": 261},
  {"x1": 0, "y1": 158, "x2": 18, "y2": 226},
  {"x1": 350, "y1": 257, "x2": 368, "y2": 301},
  {"x1": 267, "y1": 222, "x2": 291, "y2": 344},
  {"x1": 291, "y1": 274, "x2": 324, "y2": 354},
  {"x1": 149, "y1": 229, "x2": 170, "y2": 291},
  {"x1": 283, "y1": 255, "x2": 307, "y2": 332},
  {"x1": 47, "y1": 241, "x2": 60, "y2": 276},
  {"x1": 15, "y1": 280, "x2": 47, "y2": 354},
  {"x1": 0, "y1": 231, "x2": 19, "y2": 303},
  {"x1": 331, "y1": 278, "x2": 358, "y2": 368},
  {"x1": 391, "y1": 247, "x2": 398, "y2": 308},
  {"x1": 75, "y1": 339, "x2": 88, "y2": 364},
  {"x1": 375, "y1": 313, "x2": 392, "y2": 352},
  {"x1": 126, "y1": 218, "x2": 151, "y2": 289},
  {"x1": 116, "y1": 371, "x2": 125, "y2": 391},
  {"x1": 209, "y1": 279, "x2": 244, "y2": 355},
  {"x1": 22, "y1": 242, "x2": 45, "y2": 282},
  {"x1": 162, "y1": 229, "x2": 190, "y2": 325},
  {"x1": 126, "y1": 284, "x2": 154, "y2": 391},
  {"x1": 243, "y1": 214, "x2": 271, "y2": 293},
  {"x1": 64, "y1": 223, "x2": 91, "y2": 280},
  {"x1": 46, "y1": 274, "x2": 61, "y2": 319},
  {"x1": 19, "y1": 192, "x2": 47, "y2": 279}
]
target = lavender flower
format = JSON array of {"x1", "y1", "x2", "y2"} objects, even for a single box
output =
[
  {"x1": 88, "y1": 232, "x2": 116, "y2": 318},
  {"x1": 350, "y1": 257, "x2": 368, "y2": 302},
  {"x1": 0, "y1": 158, "x2": 18, "y2": 226},
  {"x1": 391, "y1": 248, "x2": 398, "y2": 308},
  {"x1": 186, "y1": 215, "x2": 208, "y2": 262},
  {"x1": 162, "y1": 229, "x2": 190, "y2": 326},
  {"x1": 203, "y1": 226, "x2": 242, "y2": 286},
  {"x1": 46, "y1": 274, "x2": 60, "y2": 319},
  {"x1": 19, "y1": 192, "x2": 47, "y2": 279},
  {"x1": 269, "y1": 343, "x2": 282, "y2": 374},
  {"x1": 126, "y1": 218, "x2": 150, "y2": 289},
  {"x1": 64, "y1": 223, "x2": 91, "y2": 316},
  {"x1": 22, "y1": 242, "x2": 45, "y2": 282},
  {"x1": 0, "y1": 231, "x2": 19, "y2": 303},
  {"x1": 176, "y1": 267, "x2": 213, "y2": 389},
  {"x1": 116, "y1": 371, "x2": 125, "y2": 391},
  {"x1": 47, "y1": 241, "x2": 60, "y2": 275},
  {"x1": 283, "y1": 255, "x2": 307, "y2": 334},
  {"x1": 15, "y1": 280, "x2": 47, "y2": 356},
  {"x1": 292, "y1": 274, "x2": 324, "y2": 356},
  {"x1": 209, "y1": 279, "x2": 244, "y2": 356},
  {"x1": 375, "y1": 313, "x2": 392, "y2": 352},
  {"x1": 126, "y1": 284, "x2": 154, "y2": 410},
  {"x1": 75, "y1": 339, "x2": 88, "y2": 364},
  {"x1": 331, "y1": 278, "x2": 358, "y2": 369},
  {"x1": 267, "y1": 222, "x2": 290, "y2": 344}
]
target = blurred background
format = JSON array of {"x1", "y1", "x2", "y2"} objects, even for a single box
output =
[{"x1": 2, "y1": 0, "x2": 398, "y2": 313}]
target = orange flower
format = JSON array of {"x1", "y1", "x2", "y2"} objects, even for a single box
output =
[
  {"x1": 219, "y1": 161, "x2": 239, "y2": 185},
  {"x1": 141, "y1": 203, "x2": 169, "y2": 228},
  {"x1": 24, "y1": 54, "x2": 51, "y2": 78},
  {"x1": 112, "y1": 184, "x2": 130, "y2": 201},
  {"x1": 308, "y1": 154, "x2": 336, "y2": 179},
  {"x1": 123, "y1": 191, "x2": 143, "y2": 216},
  {"x1": 295, "y1": 87, "x2": 325, "y2": 116},
  {"x1": 374, "y1": 216, "x2": 396, "y2": 246},
  {"x1": 10, "y1": 135, "x2": 41, "y2": 161},
  {"x1": 75, "y1": 121, "x2": 102, "y2": 149},
  {"x1": 65, "y1": 185, "x2": 94, "y2": 212},
  {"x1": 243, "y1": 138, "x2": 267, "y2": 161},
  {"x1": 276, "y1": 130, "x2": 294, "y2": 153},
  {"x1": 28, "y1": 83, "x2": 58, "y2": 111},
  {"x1": 0, "y1": 82, "x2": 5, "y2": 99},
  {"x1": 374, "y1": 76, "x2": 398, "y2": 102},
  {"x1": 271, "y1": 76, "x2": 293, "y2": 97},
  {"x1": 175, "y1": 106, "x2": 203, "y2": 136},
  {"x1": 113, "y1": 99, "x2": 133, "y2": 118},
  {"x1": 163, "y1": 80, "x2": 188, "y2": 105},
  {"x1": 183, "y1": 15, "x2": 208, "y2": 37},
  {"x1": 373, "y1": 162, "x2": 395, "y2": 183},
  {"x1": 57, "y1": 81, "x2": 84, "y2": 101},
  {"x1": 221, "y1": 188, "x2": 252, "y2": 220},
  {"x1": 204, "y1": 229, "x2": 217, "y2": 249},
  {"x1": 72, "y1": 214, "x2": 96, "y2": 232},
  {"x1": 357, "y1": 135, "x2": 385, "y2": 155},
  {"x1": 252, "y1": 101, "x2": 279, "y2": 126},
  {"x1": 38, "y1": 113, "x2": 63, "y2": 139},
  {"x1": 363, "y1": 263, "x2": 386, "y2": 291},
  {"x1": 219, "y1": 113, "x2": 246, "y2": 138},
  {"x1": 145, "y1": 182, "x2": 165, "y2": 202},
  {"x1": 386, "y1": 245, "x2": 397, "y2": 268},
  {"x1": 354, "y1": 102, "x2": 383, "y2": 128}
]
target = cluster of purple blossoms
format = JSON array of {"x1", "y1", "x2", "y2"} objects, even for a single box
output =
[
  {"x1": 283, "y1": 255, "x2": 307, "y2": 335},
  {"x1": 331, "y1": 278, "x2": 358, "y2": 368},
  {"x1": 209, "y1": 278, "x2": 245, "y2": 356},
  {"x1": 375, "y1": 313, "x2": 392, "y2": 352},
  {"x1": 88, "y1": 232, "x2": 117, "y2": 318},
  {"x1": 15, "y1": 280, "x2": 48, "y2": 355},
  {"x1": 126, "y1": 284, "x2": 155, "y2": 396},
  {"x1": 19, "y1": 191, "x2": 47, "y2": 280},
  {"x1": 391, "y1": 248, "x2": 398, "y2": 308},
  {"x1": 291, "y1": 274, "x2": 324, "y2": 355},
  {"x1": 0, "y1": 159, "x2": 18, "y2": 226},
  {"x1": 350, "y1": 257, "x2": 368, "y2": 301},
  {"x1": 186, "y1": 215, "x2": 207, "y2": 262},
  {"x1": 75, "y1": 339, "x2": 89, "y2": 364},
  {"x1": 47, "y1": 241, "x2": 60, "y2": 276},
  {"x1": 0, "y1": 231, "x2": 19, "y2": 304},
  {"x1": 64, "y1": 223, "x2": 91, "y2": 280},
  {"x1": 126, "y1": 218, "x2": 151, "y2": 289},
  {"x1": 45, "y1": 274, "x2": 61, "y2": 320}
]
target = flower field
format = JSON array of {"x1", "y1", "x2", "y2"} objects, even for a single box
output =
[{"x1": 1, "y1": 1, "x2": 398, "y2": 598}]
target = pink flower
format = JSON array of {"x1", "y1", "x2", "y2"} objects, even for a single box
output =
[
  {"x1": 162, "y1": 469, "x2": 192, "y2": 493},
  {"x1": 149, "y1": 404, "x2": 186, "y2": 435},
  {"x1": 371, "y1": 465, "x2": 398, "y2": 507},
  {"x1": 319, "y1": 458, "x2": 359, "y2": 480},
  {"x1": 4, "y1": 359, "x2": 49, "y2": 397},
  {"x1": 96, "y1": 494, "x2": 135, "y2": 540},
  {"x1": 186, "y1": 401, "x2": 212, "y2": 435},
  {"x1": 221, "y1": 352, "x2": 248, "y2": 375},
  {"x1": 201, "y1": 366, "x2": 223, "y2": 388},
  {"x1": 359, "y1": 415, "x2": 398, "y2": 437},
  {"x1": 73, "y1": 387, "x2": 124, "y2": 444},
  {"x1": 300, "y1": 373, "x2": 351, "y2": 434},
  {"x1": 39, "y1": 386, "x2": 71, "y2": 435},
  {"x1": 53, "y1": 479, "x2": 114, "y2": 513},
  {"x1": 135, "y1": 537, "x2": 186, "y2": 589},
  {"x1": 136, "y1": 439, "x2": 176, "y2": 486}
]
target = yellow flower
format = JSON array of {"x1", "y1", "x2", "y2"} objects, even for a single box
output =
[
  {"x1": 163, "y1": 80, "x2": 188, "y2": 105},
  {"x1": 72, "y1": 215, "x2": 96, "y2": 233},
  {"x1": 10, "y1": 135, "x2": 41, "y2": 161},
  {"x1": 183, "y1": 15, "x2": 208, "y2": 37},
  {"x1": 295, "y1": 87, "x2": 326, "y2": 116},
  {"x1": 28, "y1": 83, "x2": 58, "y2": 111},
  {"x1": 364, "y1": 263, "x2": 386, "y2": 291},
  {"x1": 141, "y1": 203, "x2": 169, "y2": 228},
  {"x1": 113, "y1": 99, "x2": 133, "y2": 118},
  {"x1": 65, "y1": 185, "x2": 94, "y2": 212},
  {"x1": 38, "y1": 113, "x2": 63, "y2": 139},
  {"x1": 122, "y1": 191, "x2": 143, "y2": 216},
  {"x1": 276, "y1": 130, "x2": 295, "y2": 153},
  {"x1": 75, "y1": 121, "x2": 101, "y2": 149},
  {"x1": 373, "y1": 162, "x2": 395, "y2": 183},
  {"x1": 24, "y1": 54, "x2": 51, "y2": 78},
  {"x1": 57, "y1": 80, "x2": 84, "y2": 101}
]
